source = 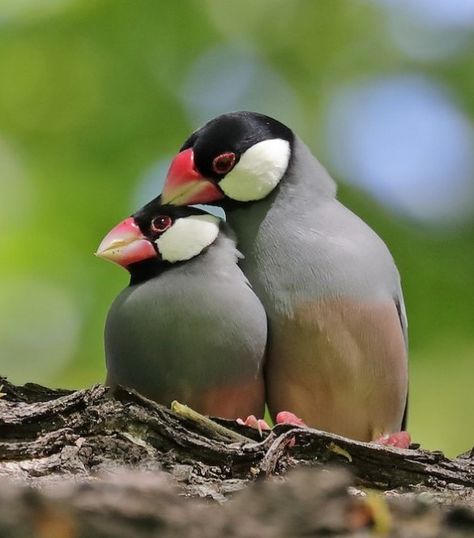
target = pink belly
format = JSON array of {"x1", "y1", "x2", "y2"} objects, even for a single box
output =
[{"x1": 265, "y1": 298, "x2": 408, "y2": 441}]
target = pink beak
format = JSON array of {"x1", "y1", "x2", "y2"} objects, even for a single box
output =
[
  {"x1": 161, "y1": 148, "x2": 224, "y2": 206},
  {"x1": 96, "y1": 217, "x2": 156, "y2": 268}
]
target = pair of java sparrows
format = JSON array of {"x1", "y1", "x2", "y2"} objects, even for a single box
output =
[{"x1": 97, "y1": 112, "x2": 410, "y2": 447}]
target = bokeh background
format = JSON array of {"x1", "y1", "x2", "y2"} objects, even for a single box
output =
[{"x1": 0, "y1": 0, "x2": 473, "y2": 456}]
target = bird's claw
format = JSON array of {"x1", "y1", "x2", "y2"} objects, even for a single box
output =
[
  {"x1": 276, "y1": 411, "x2": 306, "y2": 427},
  {"x1": 236, "y1": 415, "x2": 271, "y2": 436},
  {"x1": 375, "y1": 431, "x2": 411, "y2": 449}
]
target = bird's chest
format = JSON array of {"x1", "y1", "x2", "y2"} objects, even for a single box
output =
[
  {"x1": 263, "y1": 298, "x2": 407, "y2": 437},
  {"x1": 232, "y1": 205, "x2": 388, "y2": 321},
  {"x1": 236, "y1": 220, "x2": 335, "y2": 318}
]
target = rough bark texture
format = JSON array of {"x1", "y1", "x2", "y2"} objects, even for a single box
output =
[{"x1": 0, "y1": 377, "x2": 473, "y2": 537}]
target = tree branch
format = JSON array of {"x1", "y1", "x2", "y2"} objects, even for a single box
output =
[{"x1": 0, "y1": 377, "x2": 473, "y2": 536}]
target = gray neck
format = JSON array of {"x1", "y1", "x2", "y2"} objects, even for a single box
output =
[
  {"x1": 193, "y1": 224, "x2": 240, "y2": 270},
  {"x1": 283, "y1": 135, "x2": 337, "y2": 198},
  {"x1": 226, "y1": 137, "x2": 336, "y2": 250}
]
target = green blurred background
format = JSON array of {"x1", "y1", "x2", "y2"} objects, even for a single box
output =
[{"x1": 0, "y1": 0, "x2": 473, "y2": 456}]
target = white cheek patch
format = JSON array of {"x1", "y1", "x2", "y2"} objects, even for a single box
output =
[
  {"x1": 155, "y1": 214, "x2": 220, "y2": 263},
  {"x1": 219, "y1": 138, "x2": 290, "y2": 201}
]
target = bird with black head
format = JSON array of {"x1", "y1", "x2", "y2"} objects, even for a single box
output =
[
  {"x1": 161, "y1": 111, "x2": 410, "y2": 447},
  {"x1": 97, "y1": 197, "x2": 267, "y2": 421}
]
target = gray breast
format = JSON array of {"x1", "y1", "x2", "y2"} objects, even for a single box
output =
[
  {"x1": 104, "y1": 232, "x2": 267, "y2": 404},
  {"x1": 226, "y1": 137, "x2": 403, "y2": 317}
]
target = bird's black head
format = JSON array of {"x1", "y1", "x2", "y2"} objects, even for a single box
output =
[
  {"x1": 96, "y1": 197, "x2": 222, "y2": 282},
  {"x1": 161, "y1": 111, "x2": 294, "y2": 206},
  {"x1": 132, "y1": 198, "x2": 207, "y2": 242}
]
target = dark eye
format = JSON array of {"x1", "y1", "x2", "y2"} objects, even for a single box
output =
[
  {"x1": 151, "y1": 215, "x2": 172, "y2": 233},
  {"x1": 212, "y1": 152, "x2": 236, "y2": 175}
]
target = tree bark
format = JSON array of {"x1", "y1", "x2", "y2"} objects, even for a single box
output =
[{"x1": 0, "y1": 377, "x2": 473, "y2": 537}]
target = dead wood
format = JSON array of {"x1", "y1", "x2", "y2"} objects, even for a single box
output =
[{"x1": 0, "y1": 376, "x2": 473, "y2": 537}]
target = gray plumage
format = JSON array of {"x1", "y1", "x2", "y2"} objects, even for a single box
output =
[
  {"x1": 159, "y1": 111, "x2": 408, "y2": 441},
  {"x1": 226, "y1": 136, "x2": 408, "y2": 440},
  {"x1": 104, "y1": 227, "x2": 267, "y2": 419}
]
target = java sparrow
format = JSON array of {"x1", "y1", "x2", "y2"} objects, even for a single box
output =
[
  {"x1": 160, "y1": 111, "x2": 410, "y2": 446},
  {"x1": 96, "y1": 198, "x2": 267, "y2": 420}
]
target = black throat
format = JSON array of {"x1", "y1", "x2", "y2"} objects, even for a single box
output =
[{"x1": 128, "y1": 258, "x2": 171, "y2": 286}]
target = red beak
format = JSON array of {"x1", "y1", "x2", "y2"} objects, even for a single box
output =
[
  {"x1": 96, "y1": 217, "x2": 156, "y2": 268},
  {"x1": 161, "y1": 148, "x2": 224, "y2": 205}
]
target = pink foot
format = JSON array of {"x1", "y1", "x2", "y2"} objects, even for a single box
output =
[
  {"x1": 276, "y1": 411, "x2": 307, "y2": 427},
  {"x1": 375, "y1": 431, "x2": 411, "y2": 449},
  {"x1": 236, "y1": 415, "x2": 271, "y2": 436},
  {"x1": 275, "y1": 412, "x2": 306, "y2": 448}
]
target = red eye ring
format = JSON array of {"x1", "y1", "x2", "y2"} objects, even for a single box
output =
[
  {"x1": 151, "y1": 215, "x2": 172, "y2": 233},
  {"x1": 212, "y1": 152, "x2": 236, "y2": 175}
]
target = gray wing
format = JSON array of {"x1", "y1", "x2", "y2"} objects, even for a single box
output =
[{"x1": 395, "y1": 277, "x2": 409, "y2": 430}]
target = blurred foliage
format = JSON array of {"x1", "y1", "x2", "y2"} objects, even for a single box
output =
[{"x1": 0, "y1": 0, "x2": 472, "y2": 456}]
